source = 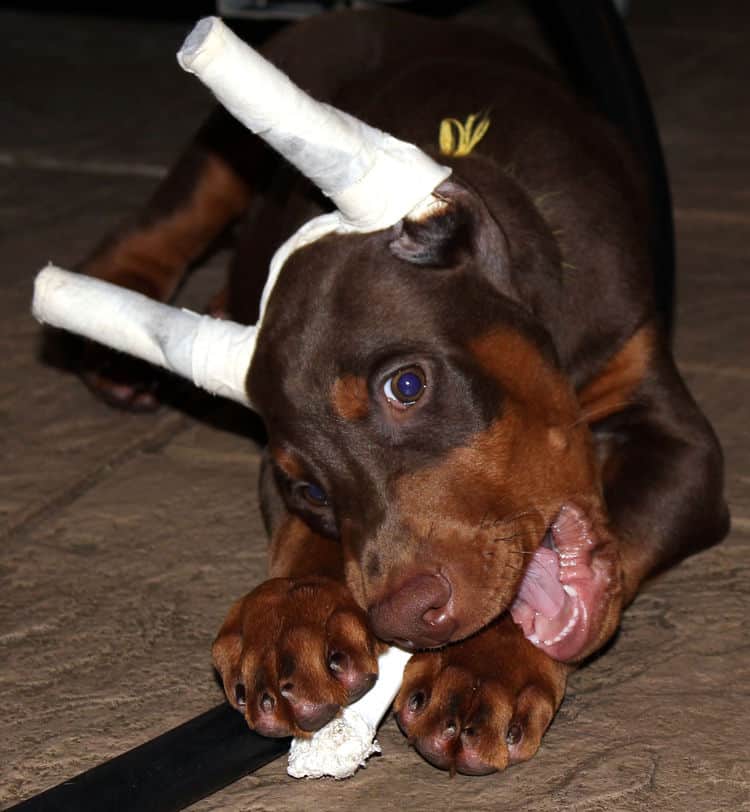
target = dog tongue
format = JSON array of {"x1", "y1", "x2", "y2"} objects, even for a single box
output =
[{"x1": 514, "y1": 543, "x2": 565, "y2": 619}]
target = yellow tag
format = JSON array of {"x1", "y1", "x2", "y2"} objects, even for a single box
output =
[{"x1": 439, "y1": 112, "x2": 491, "y2": 157}]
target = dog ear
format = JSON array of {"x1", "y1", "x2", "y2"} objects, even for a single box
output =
[{"x1": 389, "y1": 196, "x2": 474, "y2": 268}]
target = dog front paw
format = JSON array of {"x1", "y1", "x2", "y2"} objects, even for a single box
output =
[
  {"x1": 394, "y1": 617, "x2": 567, "y2": 774},
  {"x1": 212, "y1": 577, "x2": 381, "y2": 738}
]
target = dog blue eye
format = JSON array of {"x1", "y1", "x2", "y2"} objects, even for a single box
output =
[
  {"x1": 397, "y1": 371, "x2": 422, "y2": 398},
  {"x1": 383, "y1": 366, "x2": 427, "y2": 407},
  {"x1": 302, "y1": 482, "x2": 327, "y2": 506}
]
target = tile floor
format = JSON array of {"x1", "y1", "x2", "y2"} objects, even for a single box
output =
[{"x1": 1, "y1": 3, "x2": 748, "y2": 810}]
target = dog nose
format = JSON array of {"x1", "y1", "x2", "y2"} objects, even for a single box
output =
[{"x1": 368, "y1": 573, "x2": 456, "y2": 648}]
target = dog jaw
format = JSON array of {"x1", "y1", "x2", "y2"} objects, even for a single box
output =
[
  {"x1": 360, "y1": 498, "x2": 621, "y2": 664},
  {"x1": 510, "y1": 502, "x2": 622, "y2": 662}
]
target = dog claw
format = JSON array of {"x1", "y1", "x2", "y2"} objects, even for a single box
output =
[
  {"x1": 234, "y1": 683, "x2": 247, "y2": 708},
  {"x1": 505, "y1": 722, "x2": 523, "y2": 745}
]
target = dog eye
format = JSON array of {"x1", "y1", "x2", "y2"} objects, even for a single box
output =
[
  {"x1": 383, "y1": 366, "x2": 427, "y2": 408},
  {"x1": 300, "y1": 482, "x2": 328, "y2": 507}
]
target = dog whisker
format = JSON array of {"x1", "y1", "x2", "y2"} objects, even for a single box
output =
[
  {"x1": 483, "y1": 506, "x2": 545, "y2": 528},
  {"x1": 490, "y1": 531, "x2": 531, "y2": 543}
]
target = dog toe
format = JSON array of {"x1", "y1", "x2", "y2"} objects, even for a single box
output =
[
  {"x1": 213, "y1": 578, "x2": 380, "y2": 737},
  {"x1": 394, "y1": 620, "x2": 564, "y2": 774},
  {"x1": 395, "y1": 665, "x2": 508, "y2": 774}
]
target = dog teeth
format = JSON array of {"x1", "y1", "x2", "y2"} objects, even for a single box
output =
[{"x1": 541, "y1": 586, "x2": 580, "y2": 646}]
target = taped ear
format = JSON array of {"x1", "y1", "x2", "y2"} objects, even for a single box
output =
[{"x1": 389, "y1": 195, "x2": 474, "y2": 268}]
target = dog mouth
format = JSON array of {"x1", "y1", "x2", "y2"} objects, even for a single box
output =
[{"x1": 510, "y1": 503, "x2": 615, "y2": 662}]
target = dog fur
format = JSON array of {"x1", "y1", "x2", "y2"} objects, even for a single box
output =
[{"x1": 73, "y1": 10, "x2": 728, "y2": 774}]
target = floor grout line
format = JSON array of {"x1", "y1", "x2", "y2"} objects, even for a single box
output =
[
  {"x1": 674, "y1": 208, "x2": 750, "y2": 226},
  {"x1": 678, "y1": 362, "x2": 750, "y2": 380},
  {"x1": 0, "y1": 151, "x2": 167, "y2": 180},
  {"x1": 4, "y1": 153, "x2": 748, "y2": 224},
  {"x1": 1, "y1": 412, "x2": 191, "y2": 542}
]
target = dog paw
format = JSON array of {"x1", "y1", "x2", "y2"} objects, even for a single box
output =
[
  {"x1": 205, "y1": 285, "x2": 229, "y2": 320},
  {"x1": 393, "y1": 617, "x2": 567, "y2": 774},
  {"x1": 212, "y1": 577, "x2": 381, "y2": 738},
  {"x1": 78, "y1": 339, "x2": 164, "y2": 412},
  {"x1": 41, "y1": 321, "x2": 163, "y2": 412}
]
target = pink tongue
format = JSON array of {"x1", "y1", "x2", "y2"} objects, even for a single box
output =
[{"x1": 515, "y1": 546, "x2": 565, "y2": 618}]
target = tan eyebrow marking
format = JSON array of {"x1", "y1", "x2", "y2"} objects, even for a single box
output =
[
  {"x1": 271, "y1": 447, "x2": 305, "y2": 480},
  {"x1": 331, "y1": 374, "x2": 370, "y2": 420}
]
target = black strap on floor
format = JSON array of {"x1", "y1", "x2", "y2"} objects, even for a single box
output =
[{"x1": 7, "y1": 703, "x2": 290, "y2": 812}]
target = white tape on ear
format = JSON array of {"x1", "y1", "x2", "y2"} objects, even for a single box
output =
[
  {"x1": 32, "y1": 265, "x2": 256, "y2": 406},
  {"x1": 33, "y1": 263, "x2": 184, "y2": 371},
  {"x1": 177, "y1": 17, "x2": 451, "y2": 232},
  {"x1": 190, "y1": 313, "x2": 257, "y2": 404}
]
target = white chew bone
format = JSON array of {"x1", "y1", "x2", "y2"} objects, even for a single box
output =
[
  {"x1": 31, "y1": 264, "x2": 256, "y2": 406},
  {"x1": 287, "y1": 647, "x2": 412, "y2": 780}
]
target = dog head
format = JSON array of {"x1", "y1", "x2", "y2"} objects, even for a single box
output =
[
  {"x1": 37, "y1": 21, "x2": 618, "y2": 663},
  {"x1": 248, "y1": 174, "x2": 610, "y2": 655}
]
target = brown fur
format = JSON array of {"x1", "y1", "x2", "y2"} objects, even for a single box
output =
[
  {"x1": 81, "y1": 152, "x2": 249, "y2": 301},
  {"x1": 270, "y1": 447, "x2": 305, "y2": 482},
  {"x1": 578, "y1": 324, "x2": 656, "y2": 424},
  {"x1": 70, "y1": 9, "x2": 728, "y2": 773},
  {"x1": 331, "y1": 375, "x2": 370, "y2": 421},
  {"x1": 395, "y1": 615, "x2": 568, "y2": 774},
  {"x1": 212, "y1": 576, "x2": 381, "y2": 737}
]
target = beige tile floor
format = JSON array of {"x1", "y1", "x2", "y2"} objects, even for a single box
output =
[{"x1": 1, "y1": 3, "x2": 748, "y2": 810}]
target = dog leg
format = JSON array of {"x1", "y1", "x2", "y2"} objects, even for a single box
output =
[
  {"x1": 212, "y1": 455, "x2": 382, "y2": 738},
  {"x1": 71, "y1": 109, "x2": 274, "y2": 410},
  {"x1": 394, "y1": 614, "x2": 568, "y2": 775}
]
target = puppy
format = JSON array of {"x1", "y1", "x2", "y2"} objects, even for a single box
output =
[{"x1": 72, "y1": 10, "x2": 728, "y2": 774}]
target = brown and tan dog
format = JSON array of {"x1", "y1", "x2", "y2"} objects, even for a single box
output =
[{"x1": 72, "y1": 10, "x2": 728, "y2": 774}]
